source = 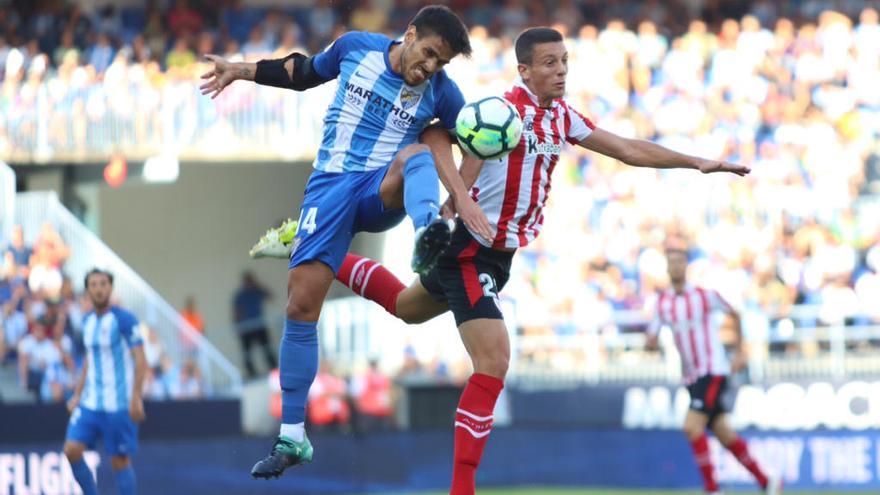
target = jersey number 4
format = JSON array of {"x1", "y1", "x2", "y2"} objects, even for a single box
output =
[{"x1": 298, "y1": 207, "x2": 318, "y2": 235}]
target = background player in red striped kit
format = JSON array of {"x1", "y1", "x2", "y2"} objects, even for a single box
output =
[
  {"x1": 256, "y1": 27, "x2": 750, "y2": 495},
  {"x1": 647, "y1": 243, "x2": 782, "y2": 495}
]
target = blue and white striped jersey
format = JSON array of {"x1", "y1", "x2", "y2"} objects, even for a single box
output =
[
  {"x1": 311, "y1": 31, "x2": 465, "y2": 173},
  {"x1": 80, "y1": 307, "x2": 143, "y2": 412}
]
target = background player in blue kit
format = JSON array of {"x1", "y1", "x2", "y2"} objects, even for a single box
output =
[
  {"x1": 199, "y1": 6, "x2": 493, "y2": 478},
  {"x1": 63, "y1": 269, "x2": 147, "y2": 495}
]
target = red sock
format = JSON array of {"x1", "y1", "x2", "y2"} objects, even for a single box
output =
[
  {"x1": 451, "y1": 373, "x2": 503, "y2": 495},
  {"x1": 336, "y1": 254, "x2": 405, "y2": 315},
  {"x1": 727, "y1": 436, "x2": 768, "y2": 488},
  {"x1": 690, "y1": 434, "x2": 719, "y2": 492}
]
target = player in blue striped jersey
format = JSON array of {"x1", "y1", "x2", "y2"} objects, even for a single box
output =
[
  {"x1": 200, "y1": 6, "x2": 493, "y2": 478},
  {"x1": 64, "y1": 269, "x2": 147, "y2": 495}
]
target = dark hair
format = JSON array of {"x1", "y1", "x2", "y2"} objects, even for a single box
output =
[
  {"x1": 84, "y1": 268, "x2": 114, "y2": 289},
  {"x1": 515, "y1": 27, "x2": 564, "y2": 64},
  {"x1": 410, "y1": 5, "x2": 472, "y2": 57}
]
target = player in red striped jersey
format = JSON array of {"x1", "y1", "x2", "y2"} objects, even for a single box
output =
[
  {"x1": 253, "y1": 27, "x2": 751, "y2": 495},
  {"x1": 647, "y1": 243, "x2": 781, "y2": 495}
]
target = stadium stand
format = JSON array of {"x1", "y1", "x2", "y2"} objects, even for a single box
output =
[{"x1": 2, "y1": 0, "x2": 880, "y2": 399}]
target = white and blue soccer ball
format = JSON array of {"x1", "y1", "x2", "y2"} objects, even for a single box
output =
[{"x1": 455, "y1": 96, "x2": 523, "y2": 160}]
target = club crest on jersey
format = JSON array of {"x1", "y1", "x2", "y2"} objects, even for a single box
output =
[{"x1": 399, "y1": 88, "x2": 421, "y2": 111}]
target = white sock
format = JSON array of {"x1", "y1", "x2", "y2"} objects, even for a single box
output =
[{"x1": 279, "y1": 422, "x2": 305, "y2": 442}]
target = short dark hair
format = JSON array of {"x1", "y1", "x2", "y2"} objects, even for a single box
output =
[
  {"x1": 515, "y1": 27, "x2": 564, "y2": 64},
  {"x1": 84, "y1": 268, "x2": 114, "y2": 289},
  {"x1": 410, "y1": 5, "x2": 472, "y2": 57}
]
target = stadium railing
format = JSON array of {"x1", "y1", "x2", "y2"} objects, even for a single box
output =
[
  {"x1": 0, "y1": 79, "x2": 333, "y2": 163},
  {"x1": 14, "y1": 191, "x2": 242, "y2": 397},
  {"x1": 0, "y1": 162, "x2": 14, "y2": 240},
  {"x1": 317, "y1": 296, "x2": 880, "y2": 386}
]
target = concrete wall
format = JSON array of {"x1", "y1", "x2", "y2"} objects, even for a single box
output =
[{"x1": 94, "y1": 162, "x2": 385, "y2": 370}]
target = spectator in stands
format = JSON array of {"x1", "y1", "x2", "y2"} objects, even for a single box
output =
[
  {"x1": 32, "y1": 222, "x2": 70, "y2": 270},
  {"x1": 86, "y1": 32, "x2": 114, "y2": 74},
  {"x1": 41, "y1": 316, "x2": 75, "y2": 403},
  {"x1": 4, "y1": 225, "x2": 32, "y2": 278},
  {"x1": 306, "y1": 361, "x2": 350, "y2": 432},
  {"x1": 176, "y1": 358, "x2": 204, "y2": 399},
  {"x1": 232, "y1": 271, "x2": 276, "y2": 378},
  {"x1": 17, "y1": 316, "x2": 72, "y2": 402},
  {"x1": 241, "y1": 26, "x2": 272, "y2": 62},
  {"x1": 168, "y1": 0, "x2": 203, "y2": 39},
  {"x1": 165, "y1": 36, "x2": 195, "y2": 73},
  {"x1": 1, "y1": 295, "x2": 28, "y2": 364},
  {"x1": 180, "y1": 295, "x2": 204, "y2": 356},
  {"x1": 350, "y1": 359, "x2": 394, "y2": 432}
]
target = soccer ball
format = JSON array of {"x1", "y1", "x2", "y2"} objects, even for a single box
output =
[{"x1": 455, "y1": 96, "x2": 523, "y2": 160}]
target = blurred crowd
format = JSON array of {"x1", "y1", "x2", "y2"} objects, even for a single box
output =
[
  {"x1": 1, "y1": 0, "x2": 879, "y2": 370},
  {"x1": 0, "y1": 223, "x2": 207, "y2": 404}
]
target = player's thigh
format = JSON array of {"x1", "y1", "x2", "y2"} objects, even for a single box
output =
[
  {"x1": 356, "y1": 165, "x2": 406, "y2": 233},
  {"x1": 290, "y1": 171, "x2": 359, "y2": 275},
  {"x1": 65, "y1": 407, "x2": 100, "y2": 456},
  {"x1": 103, "y1": 411, "x2": 139, "y2": 457},
  {"x1": 395, "y1": 278, "x2": 449, "y2": 324}
]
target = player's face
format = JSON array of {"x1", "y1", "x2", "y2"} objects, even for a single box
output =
[
  {"x1": 401, "y1": 27, "x2": 456, "y2": 86},
  {"x1": 666, "y1": 251, "x2": 688, "y2": 284},
  {"x1": 86, "y1": 273, "x2": 113, "y2": 309},
  {"x1": 519, "y1": 42, "x2": 568, "y2": 102}
]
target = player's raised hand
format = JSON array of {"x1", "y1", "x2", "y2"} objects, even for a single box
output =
[
  {"x1": 455, "y1": 195, "x2": 494, "y2": 244},
  {"x1": 200, "y1": 54, "x2": 238, "y2": 99},
  {"x1": 697, "y1": 158, "x2": 751, "y2": 177},
  {"x1": 129, "y1": 396, "x2": 146, "y2": 423}
]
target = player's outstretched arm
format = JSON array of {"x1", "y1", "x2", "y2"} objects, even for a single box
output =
[
  {"x1": 421, "y1": 126, "x2": 494, "y2": 243},
  {"x1": 199, "y1": 55, "x2": 256, "y2": 99},
  {"x1": 578, "y1": 128, "x2": 751, "y2": 176}
]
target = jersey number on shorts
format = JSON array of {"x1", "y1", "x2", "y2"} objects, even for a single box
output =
[
  {"x1": 298, "y1": 207, "x2": 318, "y2": 235},
  {"x1": 479, "y1": 273, "x2": 501, "y2": 308}
]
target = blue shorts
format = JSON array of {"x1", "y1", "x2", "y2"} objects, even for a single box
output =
[
  {"x1": 290, "y1": 166, "x2": 406, "y2": 273},
  {"x1": 66, "y1": 407, "x2": 139, "y2": 456}
]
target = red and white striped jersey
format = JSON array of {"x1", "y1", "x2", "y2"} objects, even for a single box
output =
[
  {"x1": 649, "y1": 286, "x2": 735, "y2": 384},
  {"x1": 468, "y1": 80, "x2": 595, "y2": 250}
]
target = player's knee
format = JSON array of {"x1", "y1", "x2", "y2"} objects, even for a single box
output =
[
  {"x1": 474, "y1": 353, "x2": 509, "y2": 379},
  {"x1": 397, "y1": 144, "x2": 431, "y2": 166},
  {"x1": 683, "y1": 422, "x2": 705, "y2": 441},
  {"x1": 63, "y1": 443, "x2": 84, "y2": 462},
  {"x1": 286, "y1": 291, "x2": 320, "y2": 320},
  {"x1": 110, "y1": 455, "x2": 130, "y2": 470}
]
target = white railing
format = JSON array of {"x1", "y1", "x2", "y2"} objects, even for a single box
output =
[
  {"x1": 317, "y1": 296, "x2": 880, "y2": 386},
  {"x1": 0, "y1": 162, "x2": 14, "y2": 240},
  {"x1": 0, "y1": 79, "x2": 332, "y2": 164},
  {"x1": 15, "y1": 191, "x2": 242, "y2": 396}
]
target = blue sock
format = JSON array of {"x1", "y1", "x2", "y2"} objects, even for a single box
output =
[
  {"x1": 403, "y1": 151, "x2": 440, "y2": 230},
  {"x1": 280, "y1": 319, "x2": 319, "y2": 424},
  {"x1": 114, "y1": 465, "x2": 136, "y2": 495},
  {"x1": 70, "y1": 459, "x2": 98, "y2": 495}
]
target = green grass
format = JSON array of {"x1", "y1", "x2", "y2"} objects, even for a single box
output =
[{"x1": 392, "y1": 490, "x2": 849, "y2": 495}]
